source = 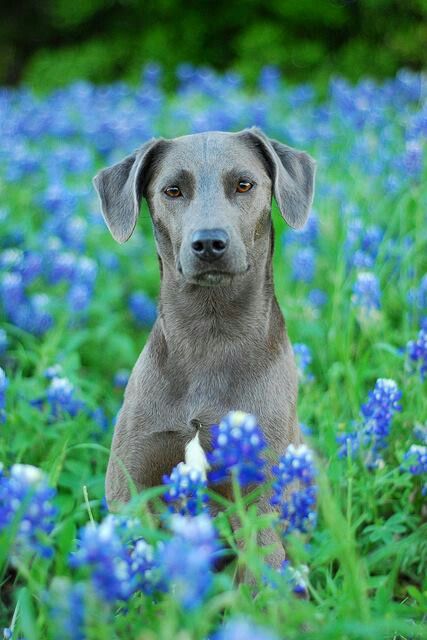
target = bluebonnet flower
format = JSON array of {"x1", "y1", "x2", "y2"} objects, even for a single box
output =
[
  {"x1": 162, "y1": 462, "x2": 208, "y2": 516},
  {"x1": 271, "y1": 444, "x2": 317, "y2": 535},
  {"x1": 3, "y1": 628, "x2": 12, "y2": 640},
  {"x1": 160, "y1": 513, "x2": 218, "y2": 609},
  {"x1": 67, "y1": 283, "x2": 92, "y2": 313},
  {"x1": 46, "y1": 251, "x2": 76, "y2": 284},
  {"x1": 113, "y1": 369, "x2": 130, "y2": 388},
  {"x1": 0, "y1": 367, "x2": 7, "y2": 423},
  {"x1": 284, "y1": 213, "x2": 319, "y2": 247},
  {"x1": 69, "y1": 516, "x2": 134, "y2": 603},
  {"x1": 258, "y1": 65, "x2": 281, "y2": 94},
  {"x1": 293, "y1": 343, "x2": 314, "y2": 382},
  {"x1": 401, "y1": 445, "x2": 427, "y2": 476},
  {"x1": 0, "y1": 328, "x2": 8, "y2": 354},
  {"x1": 351, "y1": 271, "x2": 381, "y2": 319},
  {"x1": 0, "y1": 464, "x2": 57, "y2": 560},
  {"x1": 46, "y1": 376, "x2": 85, "y2": 418},
  {"x1": 129, "y1": 538, "x2": 161, "y2": 596},
  {"x1": 44, "y1": 364, "x2": 63, "y2": 380},
  {"x1": 128, "y1": 292, "x2": 157, "y2": 328},
  {"x1": 413, "y1": 423, "x2": 427, "y2": 445},
  {"x1": 406, "y1": 327, "x2": 427, "y2": 379},
  {"x1": 208, "y1": 411, "x2": 266, "y2": 486},
  {"x1": 336, "y1": 430, "x2": 361, "y2": 458},
  {"x1": 361, "y1": 378, "x2": 402, "y2": 455},
  {"x1": 280, "y1": 560, "x2": 309, "y2": 596},
  {"x1": 338, "y1": 379, "x2": 402, "y2": 467},
  {"x1": 47, "y1": 578, "x2": 86, "y2": 640},
  {"x1": 308, "y1": 288, "x2": 327, "y2": 309},
  {"x1": 212, "y1": 616, "x2": 279, "y2": 640},
  {"x1": 408, "y1": 274, "x2": 427, "y2": 312},
  {"x1": 292, "y1": 247, "x2": 316, "y2": 283}
]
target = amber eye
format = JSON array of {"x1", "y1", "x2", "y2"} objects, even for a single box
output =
[
  {"x1": 236, "y1": 180, "x2": 253, "y2": 193},
  {"x1": 164, "y1": 186, "x2": 182, "y2": 198}
]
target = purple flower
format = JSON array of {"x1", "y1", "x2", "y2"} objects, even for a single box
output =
[
  {"x1": 208, "y1": 411, "x2": 266, "y2": 486},
  {"x1": 162, "y1": 462, "x2": 208, "y2": 516},
  {"x1": 128, "y1": 292, "x2": 157, "y2": 328},
  {"x1": 0, "y1": 464, "x2": 57, "y2": 560},
  {"x1": 159, "y1": 513, "x2": 218, "y2": 609},
  {"x1": 212, "y1": 617, "x2": 279, "y2": 640},
  {"x1": 271, "y1": 444, "x2": 317, "y2": 535},
  {"x1": 407, "y1": 327, "x2": 427, "y2": 379}
]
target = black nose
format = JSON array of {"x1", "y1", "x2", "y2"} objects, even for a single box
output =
[{"x1": 191, "y1": 229, "x2": 229, "y2": 262}]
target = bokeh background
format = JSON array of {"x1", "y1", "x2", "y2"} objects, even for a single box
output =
[{"x1": 2, "y1": 0, "x2": 426, "y2": 92}]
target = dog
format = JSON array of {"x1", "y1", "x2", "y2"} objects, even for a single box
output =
[{"x1": 93, "y1": 127, "x2": 316, "y2": 569}]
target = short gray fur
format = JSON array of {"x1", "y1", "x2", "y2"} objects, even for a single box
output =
[{"x1": 93, "y1": 127, "x2": 316, "y2": 570}]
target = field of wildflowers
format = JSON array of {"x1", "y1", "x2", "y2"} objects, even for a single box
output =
[{"x1": 0, "y1": 65, "x2": 426, "y2": 639}]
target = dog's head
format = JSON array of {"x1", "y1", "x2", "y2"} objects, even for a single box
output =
[{"x1": 93, "y1": 128, "x2": 316, "y2": 287}]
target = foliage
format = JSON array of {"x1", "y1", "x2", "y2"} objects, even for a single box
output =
[
  {"x1": 0, "y1": 66, "x2": 426, "y2": 638},
  {"x1": 1, "y1": 0, "x2": 427, "y2": 90}
]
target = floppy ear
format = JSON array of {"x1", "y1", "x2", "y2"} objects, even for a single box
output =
[
  {"x1": 93, "y1": 138, "x2": 163, "y2": 243},
  {"x1": 242, "y1": 127, "x2": 316, "y2": 229}
]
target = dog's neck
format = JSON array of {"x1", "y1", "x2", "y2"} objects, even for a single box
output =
[{"x1": 156, "y1": 225, "x2": 285, "y2": 354}]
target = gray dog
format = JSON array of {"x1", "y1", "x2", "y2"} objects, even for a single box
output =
[{"x1": 93, "y1": 127, "x2": 316, "y2": 568}]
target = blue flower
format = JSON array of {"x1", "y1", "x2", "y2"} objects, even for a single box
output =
[
  {"x1": 293, "y1": 343, "x2": 314, "y2": 382},
  {"x1": 67, "y1": 283, "x2": 92, "y2": 313},
  {"x1": 128, "y1": 292, "x2": 157, "y2": 328},
  {"x1": 271, "y1": 444, "x2": 317, "y2": 535},
  {"x1": 113, "y1": 369, "x2": 130, "y2": 388},
  {"x1": 407, "y1": 327, "x2": 427, "y2": 380},
  {"x1": 212, "y1": 616, "x2": 279, "y2": 640},
  {"x1": 159, "y1": 513, "x2": 218, "y2": 609},
  {"x1": 129, "y1": 538, "x2": 161, "y2": 596},
  {"x1": 47, "y1": 578, "x2": 86, "y2": 640},
  {"x1": 163, "y1": 462, "x2": 208, "y2": 516},
  {"x1": 352, "y1": 271, "x2": 381, "y2": 318},
  {"x1": 338, "y1": 379, "x2": 402, "y2": 467},
  {"x1": 46, "y1": 376, "x2": 85, "y2": 418},
  {"x1": 401, "y1": 445, "x2": 427, "y2": 476},
  {"x1": 0, "y1": 464, "x2": 57, "y2": 560},
  {"x1": 361, "y1": 378, "x2": 402, "y2": 455},
  {"x1": 69, "y1": 516, "x2": 134, "y2": 603},
  {"x1": 208, "y1": 411, "x2": 266, "y2": 486},
  {"x1": 308, "y1": 288, "x2": 327, "y2": 309},
  {"x1": 292, "y1": 247, "x2": 316, "y2": 283}
]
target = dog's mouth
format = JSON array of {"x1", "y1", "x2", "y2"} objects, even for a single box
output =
[{"x1": 193, "y1": 270, "x2": 234, "y2": 286}]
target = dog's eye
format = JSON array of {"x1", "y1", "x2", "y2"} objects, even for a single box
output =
[
  {"x1": 236, "y1": 180, "x2": 253, "y2": 193},
  {"x1": 164, "y1": 186, "x2": 182, "y2": 198}
]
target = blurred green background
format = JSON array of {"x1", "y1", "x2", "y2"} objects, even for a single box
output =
[{"x1": 2, "y1": 0, "x2": 426, "y2": 92}]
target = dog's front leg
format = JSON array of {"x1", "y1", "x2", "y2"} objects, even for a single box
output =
[{"x1": 105, "y1": 413, "x2": 187, "y2": 510}]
